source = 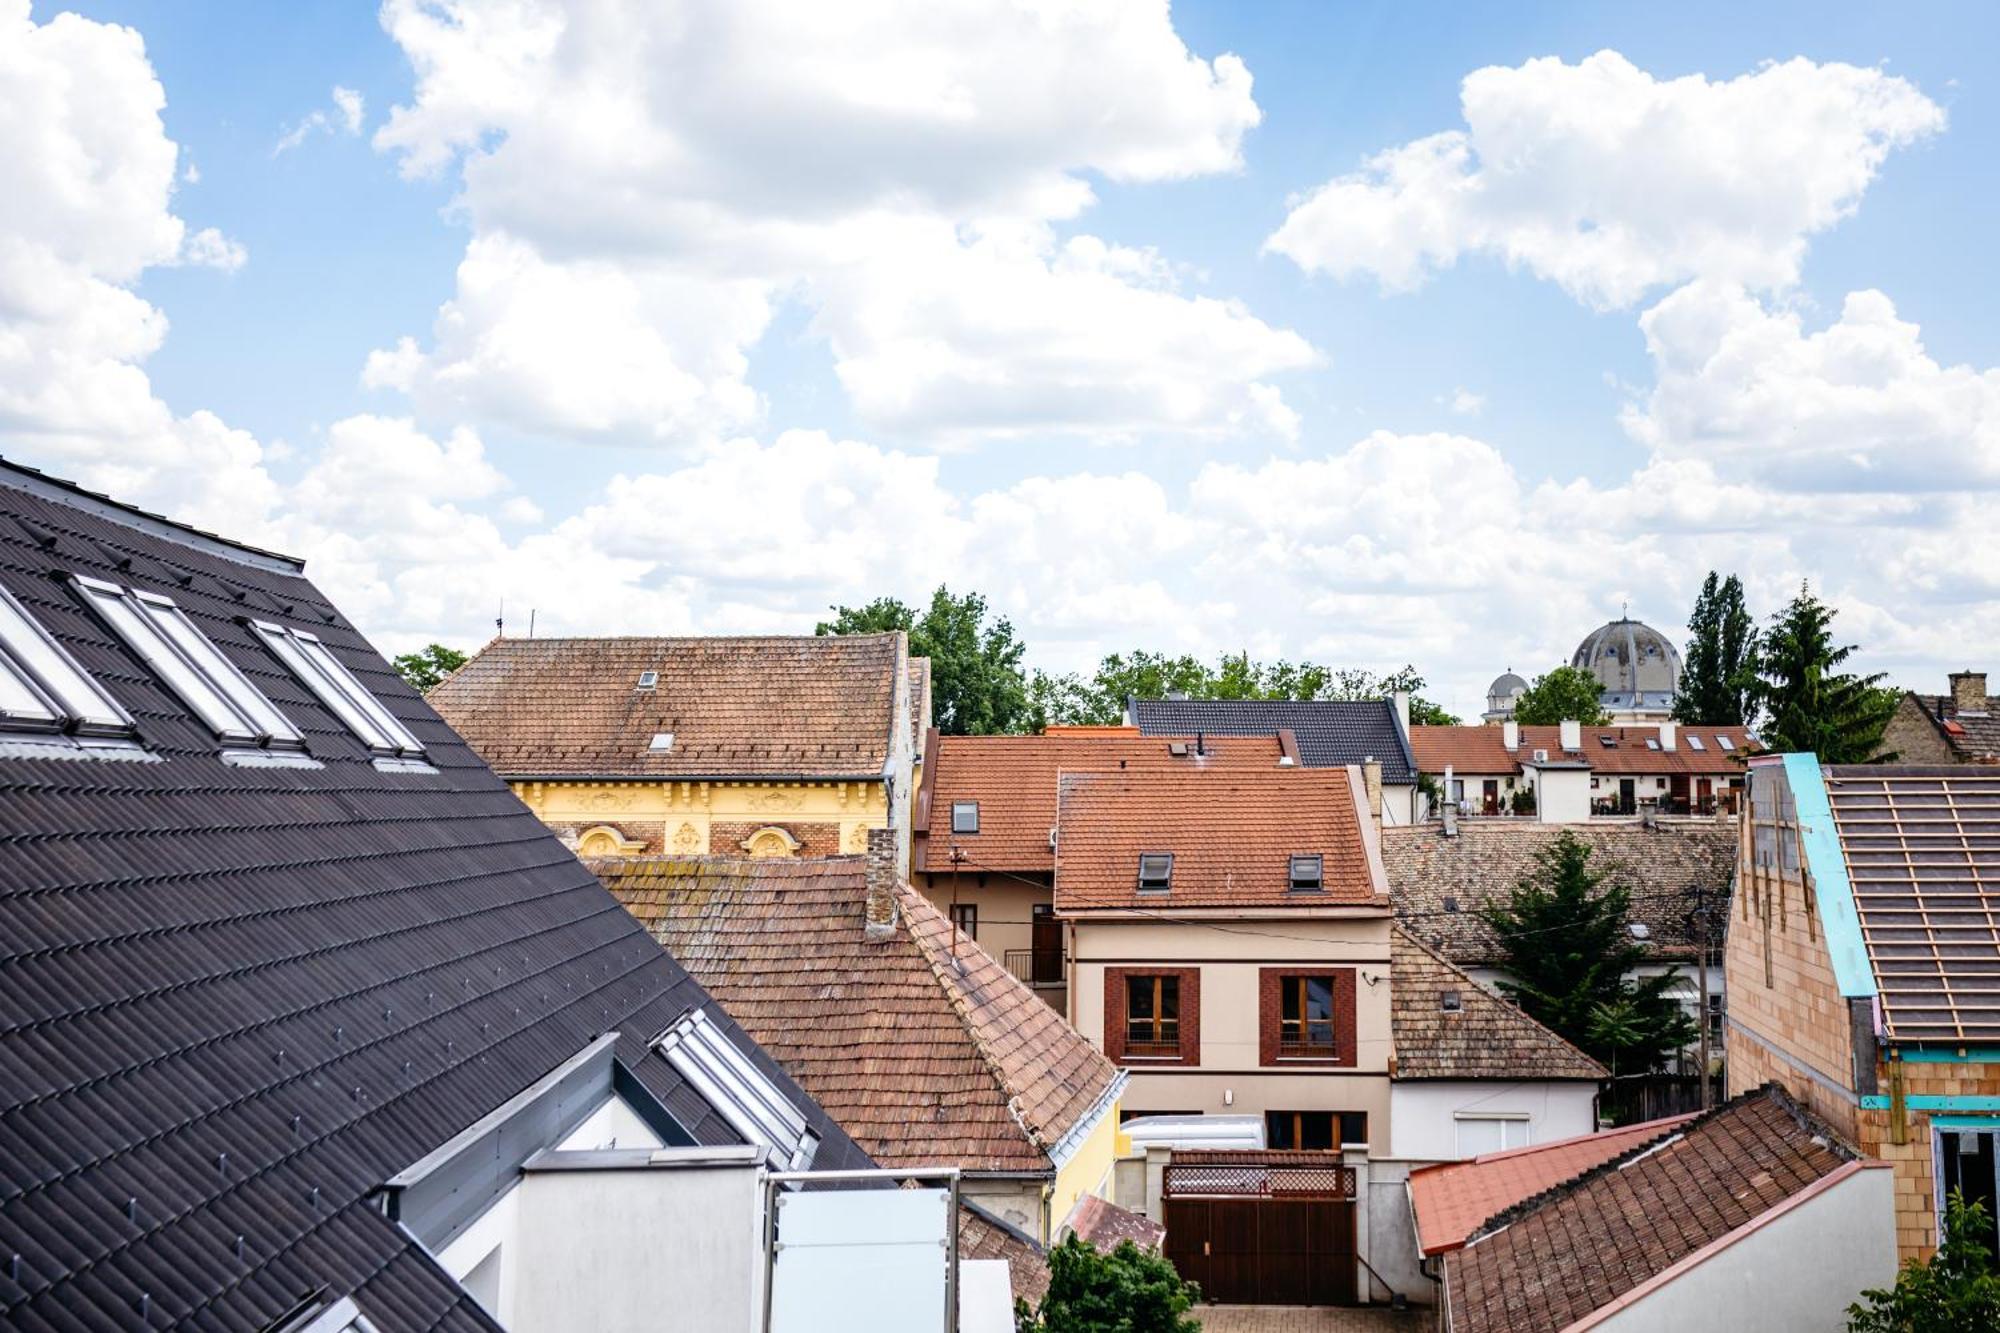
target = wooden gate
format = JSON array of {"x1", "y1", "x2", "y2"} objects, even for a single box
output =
[{"x1": 1161, "y1": 1152, "x2": 1356, "y2": 1306}]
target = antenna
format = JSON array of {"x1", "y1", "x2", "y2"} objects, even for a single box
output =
[
  {"x1": 528, "y1": 608, "x2": 536, "y2": 638},
  {"x1": 495, "y1": 598, "x2": 504, "y2": 637}
]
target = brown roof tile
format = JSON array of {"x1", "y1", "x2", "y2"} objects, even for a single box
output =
[
  {"x1": 1053, "y1": 767, "x2": 1387, "y2": 912},
  {"x1": 959, "y1": 1201, "x2": 1051, "y2": 1307},
  {"x1": 593, "y1": 855, "x2": 1120, "y2": 1172},
  {"x1": 1442, "y1": 1086, "x2": 1860, "y2": 1332},
  {"x1": 1907, "y1": 691, "x2": 2000, "y2": 759},
  {"x1": 1063, "y1": 1194, "x2": 1166, "y2": 1252},
  {"x1": 428, "y1": 633, "x2": 904, "y2": 778},
  {"x1": 1411, "y1": 724, "x2": 1755, "y2": 776},
  {"x1": 1390, "y1": 926, "x2": 1605, "y2": 1081}
]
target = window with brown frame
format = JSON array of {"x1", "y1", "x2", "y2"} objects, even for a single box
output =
[
  {"x1": 948, "y1": 902, "x2": 977, "y2": 939},
  {"x1": 1124, "y1": 974, "x2": 1181, "y2": 1057},
  {"x1": 1265, "y1": 1110, "x2": 1366, "y2": 1150},
  {"x1": 1279, "y1": 975, "x2": 1338, "y2": 1057}
]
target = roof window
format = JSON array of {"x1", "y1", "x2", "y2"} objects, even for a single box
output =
[
  {"x1": 1598, "y1": 735, "x2": 1617, "y2": 748},
  {"x1": 1167, "y1": 741, "x2": 1190, "y2": 758},
  {"x1": 1440, "y1": 990, "x2": 1462, "y2": 1013},
  {"x1": 280, "y1": 1297, "x2": 383, "y2": 1333},
  {"x1": 1645, "y1": 737, "x2": 1661, "y2": 750},
  {"x1": 1687, "y1": 734, "x2": 1706, "y2": 751},
  {"x1": 1288, "y1": 854, "x2": 1324, "y2": 893},
  {"x1": 637, "y1": 670, "x2": 658, "y2": 690},
  {"x1": 655, "y1": 1007, "x2": 816, "y2": 1169},
  {"x1": 251, "y1": 621, "x2": 424, "y2": 758},
  {"x1": 76, "y1": 577, "x2": 301, "y2": 747},
  {"x1": 951, "y1": 800, "x2": 979, "y2": 834},
  {"x1": 1137, "y1": 852, "x2": 1174, "y2": 894},
  {"x1": 0, "y1": 581, "x2": 132, "y2": 736},
  {"x1": 648, "y1": 731, "x2": 674, "y2": 752},
  {"x1": 1718, "y1": 735, "x2": 1736, "y2": 751}
]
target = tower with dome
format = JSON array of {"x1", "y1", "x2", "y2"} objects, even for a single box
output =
[{"x1": 1483, "y1": 613, "x2": 1684, "y2": 725}]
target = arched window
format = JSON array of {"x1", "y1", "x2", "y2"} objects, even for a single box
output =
[{"x1": 741, "y1": 826, "x2": 802, "y2": 858}]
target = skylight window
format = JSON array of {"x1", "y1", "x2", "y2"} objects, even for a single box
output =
[
  {"x1": 951, "y1": 800, "x2": 979, "y2": 834},
  {"x1": 656, "y1": 1008, "x2": 816, "y2": 1170},
  {"x1": 648, "y1": 731, "x2": 674, "y2": 752},
  {"x1": 1137, "y1": 852, "x2": 1174, "y2": 893},
  {"x1": 637, "y1": 670, "x2": 658, "y2": 690},
  {"x1": 76, "y1": 577, "x2": 300, "y2": 747},
  {"x1": 1645, "y1": 738, "x2": 1661, "y2": 750},
  {"x1": 0, "y1": 582, "x2": 132, "y2": 736},
  {"x1": 1598, "y1": 735, "x2": 1617, "y2": 748},
  {"x1": 1687, "y1": 735, "x2": 1706, "y2": 751},
  {"x1": 1718, "y1": 736, "x2": 1736, "y2": 751},
  {"x1": 1288, "y1": 854, "x2": 1324, "y2": 893},
  {"x1": 250, "y1": 621, "x2": 423, "y2": 757}
]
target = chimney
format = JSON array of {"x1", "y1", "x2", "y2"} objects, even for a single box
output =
[
  {"x1": 1275, "y1": 727, "x2": 1301, "y2": 767},
  {"x1": 1502, "y1": 720, "x2": 1520, "y2": 751},
  {"x1": 864, "y1": 826, "x2": 899, "y2": 942},
  {"x1": 1951, "y1": 671, "x2": 1988, "y2": 717},
  {"x1": 1658, "y1": 720, "x2": 1677, "y2": 751},
  {"x1": 1362, "y1": 757, "x2": 1383, "y2": 830},
  {"x1": 1391, "y1": 690, "x2": 1411, "y2": 737},
  {"x1": 1559, "y1": 719, "x2": 1582, "y2": 751}
]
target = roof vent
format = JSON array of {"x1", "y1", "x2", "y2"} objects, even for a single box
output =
[
  {"x1": 648, "y1": 732, "x2": 674, "y2": 752},
  {"x1": 1443, "y1": 895, "x2": 1460, "y2": 914},
  {"x1": 636, "y1": 671, "x2": 658, "y2": 690}
]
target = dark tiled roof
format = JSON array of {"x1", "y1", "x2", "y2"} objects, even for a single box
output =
[
  {"x1": 1825, "y1": 766, "x2": 2000, "y2": 1042},
  {"x1": 918, "y1": 730, "x2": 1284, "y2": 873},
  {"x1": 1389, "y1": 927, "x2": 1605, "y2": 1081},
  {"x1": 0, "y1": 464, "x2": 867, "y2": 1332},
  {"x1": 1443, "y1": 1087, "x2": 1859, "y2": 1332},
  {"x1": 1128, "y1": 698, "x2": 1416, "y2": 784},
  {"x1": 1411, "y1": 723, "x2": 1755, "y2": 775},
  {"x1": 1054, "y1": 768, "x2": 1387, "y2": 912},
  {"x1": 428, "y1": 633, "x2": 904, "y2": 778},
  {"x1": 1382, "y1": 821, "x2": 1736, "y2": 965},
  {"x1": 593, "y1": 855, "x2": 1121, "y2": 1172},
  {"x1": 1907, "y1": 692, "x2": 2000, "y2": 759}
]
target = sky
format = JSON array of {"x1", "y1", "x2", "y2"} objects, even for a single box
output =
[{"x1": 5, "y1": 0, "x2": 1998, "y2": 719}]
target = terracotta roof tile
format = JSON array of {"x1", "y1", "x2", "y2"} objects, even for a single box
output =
[
  {"x1": 1442, "y1": 1087, "x2": 1858, "y2": 1332},
  {"x1": 1390, "y1": 927, "x2": 1605, "y2": 1081},
  {"x1": 592, "y1": 855, "x2": 1120, "y2": 1172},
  {"x1": 959, "y1": 1201, "x2": 1050, "y2": 1307},
  {"x1": 1411, "y1": 724, "x2": 1755, "y2": 776},
  {"x1": 429, "y1": 633, "x2": 904, "y2": 778},
  {"x1": 1063, "y1": 1194, "x2": 1166, "y2": 1252},
  {"x1": 1053, "y1": 767, "x2": 1387, "y2": 912}
]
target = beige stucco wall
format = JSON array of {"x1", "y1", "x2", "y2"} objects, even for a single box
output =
[
  {"x1": 1049, "y1": 1099, "x2": 1121, "y2": 1240},
  {"x1": 913, "y1": 872, "x2": 1054, "y2": 986}
]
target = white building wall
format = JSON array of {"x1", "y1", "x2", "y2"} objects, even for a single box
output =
[{"x1": 1388, "y1": 1081, "x2": 1600, "y2": 1162}]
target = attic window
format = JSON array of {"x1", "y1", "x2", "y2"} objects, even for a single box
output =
[
  {"x1": 1137, "y1": 852, "x2": 1174, "y2": 894},
  {"x1": 1718, "y1": 736, "x2": 1736, "y2": 751},
  {"x1": 1288, "y1": 854, "x2": 1324, "y2": 893},
  {"x1": 280, "y1": 1297, "x2": 384, "y2": 1333},
  {"x1": 1167, "y1": 741, "x2": 1190, "y2": 758},
  {"x1": 636, "y1": 670, "x2": 659, "y2": 690},
  {"x1": 1645, "y1": 738, "x2": 1661, "y2": 750},
  {"x1": 1687, "y1": 735, "x2": 1706, "y2": 751},
  {"x1": 0, "y1": 581, "x2": 132, "y2": 736},
  {"x1": 655, "y1": 1007, "x2": 816, "y2": 1170},
  {"x1": 1440, "y1": 990, "x2": 1462, "y2": 1013},
  {"x1": 951, "y1": 800, "x2": 979, "y2": 834},
  {"x1": 251, "y1": 621, "x2": 425, "y2": 758},
  {"x1": 1443, "y1": 896, "x2": 1459, "y2": 913},
  {"x1": 1599, "y1": 735, "x2": 1617, "y2": 748},
  {"x1": 76, "y1": 577, "x2": 301, "y2": 747},
  {"x1": 648, "y1": 732, "x2": 674, "y2": 752}
]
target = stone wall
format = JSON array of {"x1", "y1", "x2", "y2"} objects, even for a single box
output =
[{"x1": 1880, "y1": 696, "x2": 1957, "y2": 765}]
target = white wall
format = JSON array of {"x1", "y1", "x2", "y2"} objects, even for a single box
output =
[
  {"x1": 1525, "y1": 766, "x2": 1592, "y2": 823},
  {"x1": 1585, "y1": 1165, "x2": 1895, "y2": 1333},
  {"x1": 1388, "y1": 1081, "x2": 1600, "y2": 1162},
  {"x1": 1362, "y1": 1159, "x2": 1436, "y2": 1308}
]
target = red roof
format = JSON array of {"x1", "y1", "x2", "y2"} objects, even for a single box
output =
[
  {"x1": 1410, "y1": 724, "x2": 1754, "y2": 776},
  {"x1": 1408, "y1": 1114, "x2": 1696, "y2": 1255}
]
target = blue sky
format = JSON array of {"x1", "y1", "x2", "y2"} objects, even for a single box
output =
[{"x1": 8, "y1": 0, "x2": 1999, "y2": 716}]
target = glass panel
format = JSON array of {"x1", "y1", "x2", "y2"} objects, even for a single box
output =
[
  {"x1": 0, "y1": 653, "x2": 58, "y2": 726},
  {"x1": 137, "y1": 595, "x2": 301, "y2": 744},
  {"x1": 254, "y1": 622, "x2": 394, "y2": 751},
  {"x1": 951, "y1": 801, "x2": 978, "y2": 833},
  {"x1": 80, "y1": 580, "x2": 257, "y2": 742},
  {"x1": 292, "y1": 631, "x2": 423, "y2": 755},
  {"x1": 0, "y1": 584, "x2": 129, "y2": 731}
]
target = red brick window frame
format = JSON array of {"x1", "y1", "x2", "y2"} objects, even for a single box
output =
[
  {"x1": 1105, "y1": 967, "x2": 1200, "y2": 1067},
  {"x1": 1259, "y1": 968, "x2": 1357, "y2": 1068}
]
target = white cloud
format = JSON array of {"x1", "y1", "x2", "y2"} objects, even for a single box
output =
[
  {"x1": 1445, "y1": 387, "x2": 1484, "y2": 416},
  {"x1": 275, "y1": 84, "x2": 368, "y2": 154},
  {"x1": 1267, "y1": 52, "x2": 1943, "y2": 308},
  {"x1": 333, "y1": 85, "x2": 365, "y2": 134},
  {"x1": 180, "y1": 226, "x2": 247, "y2": 271}
]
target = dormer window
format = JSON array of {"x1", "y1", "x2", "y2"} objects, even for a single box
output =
[
  {"x1": 951, "y1": 800, "x2": 979, "y2": 834},
  {"x1": 1288, "y1": 854, "x2": 1324, "y2": 893},
  {"x1": 1137, "y1": 852, "x2": 1173, "y2": 894},
  {"x1": 0, "y1": 581, "x2": 132, "y2": 736},
  {"x1": 251, "y1": 621, "x2": 424, "y2": 758},
  {"x1": 76, "y1": 576, "x2": 301, "y2": 747}
]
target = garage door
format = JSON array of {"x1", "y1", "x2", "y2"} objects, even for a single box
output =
[{"x1": 1159, "y1": 1151, "x2": 1357, "y2": 1307}]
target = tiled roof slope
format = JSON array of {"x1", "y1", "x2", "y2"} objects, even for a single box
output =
[
  {"x1": 1907, "y1": 692, "x2": 2000, "y2": 759},
  {"x1": 0, "y1": 463, "x2": 867, "y2": 1333},
  {"x1": 1409, "y1": 1115, "x2": 1696, "y2": 1256},
  {"x1": 1063, "y1": 1194, "x2": 1166, "y2": 1252},
  {"x1": 1389, "y1": 927, "x2": 1605, "y2": 1081},
  {"x1": 1825, "y1": 766, "x2": 2000, "y2": 1043},
  {"x1": 1443, "y1": 1086, "x2": 1858, "y2": 1333},
  {"x1": 1129, "y1": 697, "x2": 1416, "y2": 784},
  {"x1": 1382, "y1": 821, "x2": 1735, "y2": 965},
  {"x1": 1411, "y1": 723, "x2": 1754, "y2": 775},
  {"x1": 908, "y1": 657, "x2": 932, "y2": 754},
  {"x1": 919, "y1": 731, "x2": 1284, "y2": 872},
  {"x1": 593, "y1": 855, "x2": 1121, "y2": 1171},
  {"x1": 960, "y1": 1201, "x2": 1050, "y2": 1307},
  {"x1": 1054, "y1": 768, "x2": 1387, "y2": 912},
  {"x1": 427, "y1": 632, "x2": 904, "y2": 778}
]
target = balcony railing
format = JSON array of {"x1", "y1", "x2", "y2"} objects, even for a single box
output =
[{"x1": 1002, "y1": 948, "x2": 1066, "y2": 988}]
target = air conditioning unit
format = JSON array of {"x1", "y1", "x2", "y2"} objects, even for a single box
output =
[{"x1": 1532, "y1": 748, "x2": 1549, "y2": 763}]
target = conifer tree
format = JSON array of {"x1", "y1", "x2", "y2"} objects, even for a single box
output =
[
  {"x1": 1756, "y1": 583, "x2": 1897, "y2": 762},
  {"x1": 1675, "y1": 572, "x2": 1759, "y2": 726}
]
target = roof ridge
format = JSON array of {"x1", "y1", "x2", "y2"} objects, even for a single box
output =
[{"x1": 1389, "y1": 924, "x2": 1608, "y2": 1079}]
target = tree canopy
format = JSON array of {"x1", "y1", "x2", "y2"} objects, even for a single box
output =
[
  {"x1": 1028, "y1": 655, "x2": 1458, "y2": 730},
  {"x1": 391, "y1": 643, "x2": 467, "y2": 694},
  {"x1": 1018, "y1": 1235, "x2": 1201, "y2": 1333},
  {"x1": 1510, "y1": 665, "x2": 1612, "y2": 726},
  {"x1": 1848, "y1": 1189, "x2": 2000, "y2": 1332},
  {"x1": 1755, "y1": 582, "x2": 1897, "y2": 762},
  {"x1": 1675, "y1": 572, "x2": 1760, "y2": 727},
  {"x1": 1477, "y1": 830, "x2": 1696, "y2": 1080},
  {"x1": 817, "y1": 586, "x2": 1029, "y2": 735}
]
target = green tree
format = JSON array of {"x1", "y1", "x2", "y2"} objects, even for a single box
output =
[
  {"x1": 1511, "y1": 665, "x2": 1612, "y2": 726},
  {"x1": 1675, "y1": 572, "x2": 1760, "y2": 726},
  {"x1": 1477, "y1": 831, "x2": 1695, "y2": 1079},
  {"x1": 1848, "y1": 1189, "x2": 2000, "y2": 1332},
  {"x1": 1756, "y1": 582, "x2": 1897, "y2": 762},
  {"x1": 391, "y1": 643, "x2": 467, "y2": 694},
  {"x1": 1027, "y1": 654, "x2": 1459, "y2": 730},
  {"x1": 818, "y1": 586, "x2": 1030, "y2": 735},
  {"x1": 1019, "y1": 1235, "x2": 1201, "y2": 1333}
]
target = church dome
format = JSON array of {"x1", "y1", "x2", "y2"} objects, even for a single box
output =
[
  {"x1": 1485, "y1": 671, "x2": 1528, "y2": 713},
  {"x1": 1571, "y1": 616, "x2": 1681, "y2": 712}
]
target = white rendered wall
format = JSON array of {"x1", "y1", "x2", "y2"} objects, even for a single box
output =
[{"x1": 1388, "y1": 1081, "x2": 1599, "y2": 1162}]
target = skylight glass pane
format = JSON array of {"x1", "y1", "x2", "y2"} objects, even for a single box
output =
[
  {"x1": 657, "y1": 1008, "x2": 809, "y2": 1169},
  {"x1": 1718, "y1": 736, "x2": 1735, "y2": 750},
  {"x1": 253, "y1": 621, "x2": 396, "y2": 752},
  {"x1": 0, "y1": 653, "x2": 58, "y2": 727},
  {"x1": 1687, "y1": 735, "x2": 1705, "y2": 751},
  {"x1": 0, "y1": 583, "x2": 130, "y2": 732},
  {"x1": 952, "y1": 801, "x2": 978, "y2": 833},
  {"x1": 78, "y1": 579, "x2": 259, "y2": 742},
  {"x1": 291, "y1": 631, "x2": 423, "y2": 756},
  {"x1": 136, "y1": 593, "x2": 301, "y2": 745}
]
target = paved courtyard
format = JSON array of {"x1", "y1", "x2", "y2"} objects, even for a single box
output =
[{"x1": 1194, "y1": 1306, "x2": 1428, "y2": 1332}]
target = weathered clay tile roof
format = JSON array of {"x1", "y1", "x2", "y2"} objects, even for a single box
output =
[
  {"x1": 428, "y1": 633, "x2": 904, "y2": 778},
  {"x1": 918, "y1": 730, "x2": 1284, "y2": 873},
  {"x1": 1390, "y1": 927, "x2": 1605, "y2": 1081},
  {"x1": 959, "y1": 1200, "x2": 1050, "y2": 1307},
  {"x1": 1054, "y1": 767, "x2": 1388, "y2": 912},
  {"x1": 1063, "y1": 1194, "x2": 1166, "y2": 1252},
  {"x1": 908, "y1": 656, "x2": 932, "y2": 754},
  {"x1": 592, "y1": 855, "x2": 1121, "y2": 1172},
  {"x1": 1410, "y1": 723, "x2": 1755, "y2": 776},
  {"x1": 1442, "y1": 1086, "x2": 1860, "y2": 1332},
  {"x1": 1409, "y1": 1114, "x2": 1696, "y2": 1255},
  {"x1": 1906, "y1": 691, "x2": 2000, "y2": 759},
  {"x1": 1129, "y1": 697, "x2": 1417, "y2": 784},
  {"x1": 1382, "y1": 821, "x2": 1736, "y2": 965}
]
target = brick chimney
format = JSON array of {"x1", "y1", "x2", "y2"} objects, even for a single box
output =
[
  {"x1": 864, "y1": 826, "x2": 899, "y2": 942},
  {"x1": 1950, "y1": 671, "x2": 1989, "y2": 717},
  {"x1": 1362, "y1": 757, "x2": 1383, "y2": 830}
]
